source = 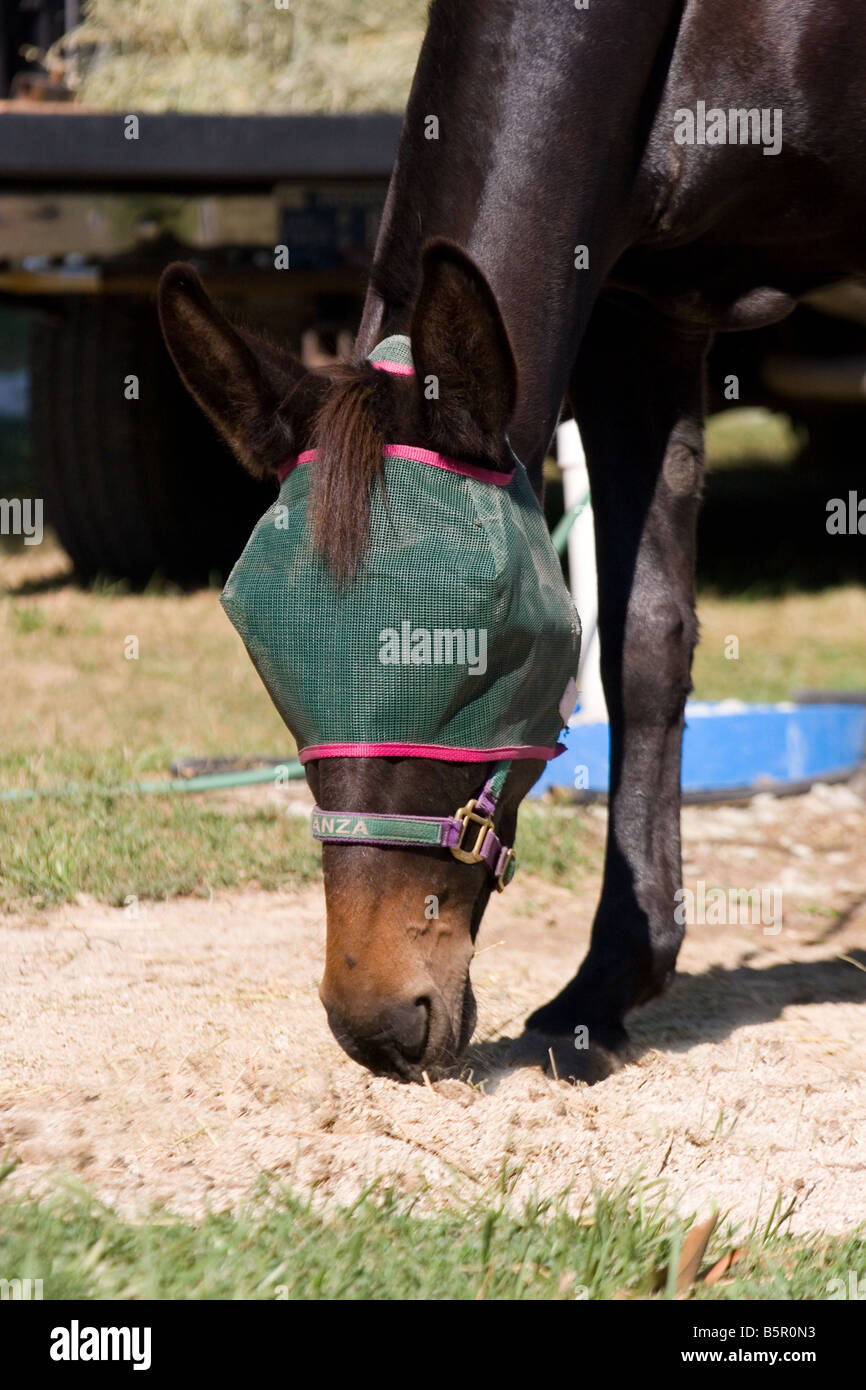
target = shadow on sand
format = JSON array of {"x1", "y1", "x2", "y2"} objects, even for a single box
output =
[{"x1": 465, "y1": 948, "x2": 866, "y2": 1089}]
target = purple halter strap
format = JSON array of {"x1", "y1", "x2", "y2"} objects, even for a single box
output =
[{"x1": 310, "y1": 765, "x2": 517, "y2": 892}]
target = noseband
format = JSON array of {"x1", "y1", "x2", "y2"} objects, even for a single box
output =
[{"x1": 310, "y1": 761, "x2": 517, "y2": 891}]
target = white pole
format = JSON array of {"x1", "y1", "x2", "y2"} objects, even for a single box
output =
[{"x1": 556, "y1": 419, "x2": 607, "y2": 723}]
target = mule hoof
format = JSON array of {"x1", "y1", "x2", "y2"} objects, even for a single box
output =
[
  {"x1": 507, "y1": 1028, "x2": 625, "y2": 1084},
  {"x1": 526, "y1": 996, "x2": 629, "y2": 1054}
]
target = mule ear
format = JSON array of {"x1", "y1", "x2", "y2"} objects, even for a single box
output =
[
  {"x1": 411, "y1": 239, "x2": 517, "y2": 461},
  {"x1": 158, "y1": 262, "x2": 321, "y2": 479}
]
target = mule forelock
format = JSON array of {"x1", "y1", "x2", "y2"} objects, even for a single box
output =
[{"x1": 308, "y1": 363, "x2": 386, "y2": 583}]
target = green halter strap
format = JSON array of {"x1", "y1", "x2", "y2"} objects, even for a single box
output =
[{"x1": 310, "y1": 760, "x2": 517, "y2": 891}]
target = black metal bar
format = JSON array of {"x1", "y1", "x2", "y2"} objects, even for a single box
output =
[{"x1": 0, "y1": 112, "x2": 403, "y2": 186}]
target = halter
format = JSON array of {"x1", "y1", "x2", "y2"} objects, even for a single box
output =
[{"x1": 310, "y1": 761, "x2": 517, "y2": 891}]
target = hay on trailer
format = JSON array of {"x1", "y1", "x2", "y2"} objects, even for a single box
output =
[{"x1": 52, "y1": 0, "x2": 428, "y2": 113}]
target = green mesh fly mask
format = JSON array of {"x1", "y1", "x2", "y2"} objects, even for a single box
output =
[{"x1": 220, "y1": 336, "x2": 581, "y2": 888}]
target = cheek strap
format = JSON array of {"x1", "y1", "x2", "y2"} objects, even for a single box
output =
[{"x1": 309, "y1": 762, "x2": 516, "y2": 892}]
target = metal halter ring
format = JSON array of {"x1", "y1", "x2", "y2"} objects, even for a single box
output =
[{"x1": 450, "y1": 799, "x2": 496, "y2": 865}]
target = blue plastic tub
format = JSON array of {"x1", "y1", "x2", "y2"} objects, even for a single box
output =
[{"x1": 529, "y1": 700, "x2": 866, "y2": 799}]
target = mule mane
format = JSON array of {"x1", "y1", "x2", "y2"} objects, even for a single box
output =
[{"x1": 307, "y1": 363, "x2": 386, "y2": 584}]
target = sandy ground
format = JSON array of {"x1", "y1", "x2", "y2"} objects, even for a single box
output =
[{"x1": 1, "y1": 779, "x2": 865, "y2": 1235}]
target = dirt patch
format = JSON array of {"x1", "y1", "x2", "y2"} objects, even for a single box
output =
[{"x1": 1, "y1": 782, "x2": 864, "y2": 1233}]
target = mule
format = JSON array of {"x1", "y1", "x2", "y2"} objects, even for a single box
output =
[{"x1": 160, "y1": 0, "x2": 866, "y2": 1080}]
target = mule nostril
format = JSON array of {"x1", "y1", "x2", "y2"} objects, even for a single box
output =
[
  {"x1": 324, "y1": 994, "x2": 435, "y2": 1075},
  {"x1": 384, "y1": 996, "x2": 430, "y2": 1063}
]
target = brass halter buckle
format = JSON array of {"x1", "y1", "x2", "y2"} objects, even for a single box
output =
[{"x1": 450, "y1": 799, "x2": 495, "y2": 865}]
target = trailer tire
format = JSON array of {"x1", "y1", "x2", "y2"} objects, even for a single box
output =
[{"x1": 31, "y1": 296, "x2": 276, "y2": 586}]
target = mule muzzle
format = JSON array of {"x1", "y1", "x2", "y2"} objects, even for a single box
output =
[{"x1": 321, "y1": 979, "x2": 475, "y2": 1081}]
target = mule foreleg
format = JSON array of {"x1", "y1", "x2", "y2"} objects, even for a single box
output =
[{"x1": 528, "y1": 294, "x2": 710, "y2": 1047}]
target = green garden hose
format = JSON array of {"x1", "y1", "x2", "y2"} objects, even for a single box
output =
[
  {"x1": 551, "y1": 491, "x2": 589, "y2": 554},
  {"x1": 0, "y1": 762, "x2": 306, "y2": 803}
]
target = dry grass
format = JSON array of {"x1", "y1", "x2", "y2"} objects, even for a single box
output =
[
  {"x1": 693, "y1": 587, "x2": 866, "y2": 702},
  {"x1": 54, "y1": 0, "x2": 428, "y2": 113},
  {"x1": 0, "y1": 537, "x2": 289, "y2": 764}
]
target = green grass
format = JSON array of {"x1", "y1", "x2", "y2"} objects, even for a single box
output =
[
  {"x1": 515, "y1": 804, "x2": 600, "y2": 888},
  {"x1": 691, "y1": 588, "x2": 866, "y2": 702},
  {"x1": 0, "y1": 1172, "x2": 861, "y2": 1300},
  {"x1": 0, "y1": 773, "x2": 592, "y2": 912},
  {"x1": 0, "y1": 789, "x2": 320, "y2": 912}
]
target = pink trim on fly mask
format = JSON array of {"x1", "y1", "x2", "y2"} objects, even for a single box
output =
[
  {"x1": 298, "y1": 741, "x2": 564, "y2": 764},
  {"x1": 371, "y1": 360, "x2": 415, "y2": 376},
  {"x1": 277, "y1": 445, "x2": 514, "y2": 486},
  {"x1": 381, "y1": 444, "x2": 514, "y2": 485}
]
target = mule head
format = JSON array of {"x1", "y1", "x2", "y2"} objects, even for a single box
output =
[{"x1": 159, "y1": 241, "x2": 543, "y2": 1081}]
